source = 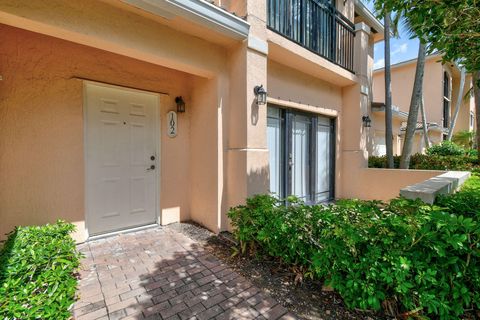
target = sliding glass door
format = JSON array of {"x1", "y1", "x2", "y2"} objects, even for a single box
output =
[
  {"x1": 267, "y1": 106, "x2": 335, "y2": 203},
  {"x1": 291, "y1": 113, "x2": 312, "y2": 201}
]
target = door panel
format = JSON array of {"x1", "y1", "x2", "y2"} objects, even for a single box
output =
[
  {"x1": 85, "y1": 83, "x2": 158, "y2": 236},
  {"x1": 316, "y1": 119, "x2": 332, "y2": 202},
  {"x1": 291, "y1": 114, "x2": 312, "y2": 201},
  {"x1": 267, "y1": 108, "x2": 284, "y2": 197}
]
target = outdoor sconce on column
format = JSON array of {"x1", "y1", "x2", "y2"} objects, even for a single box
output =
[
  {"x1": 175, "y1": 96, "x2": 186, "y2": 113},
  {"x1": 362, "y1": 115, "x2": 372, "y2": 128},
  {"x1": 254, "y1": 85, "x2": 267, "y2": 105}
]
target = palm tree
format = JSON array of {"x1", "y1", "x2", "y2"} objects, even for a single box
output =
[
  {"x1": 384, "y1": 12, "x2": 394, "y2": 168},
  {"x1": 474, "y1": 71, "x2": 480, "y2": 161},
  {"x1": 399, "y1": 41, "x2": 427, "y2": 169},
  {"x1": 419, "y1": 95, "x2": 430, "y2": 149}
]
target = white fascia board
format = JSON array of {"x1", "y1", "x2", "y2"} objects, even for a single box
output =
[
  {"x1": 121, "y1": 0, "x2": 250, "y2": 40},
  {"x1": 354, "y1": 0, "x2": 384, "y2": 35}
]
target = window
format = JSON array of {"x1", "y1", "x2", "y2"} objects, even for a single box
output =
[
  {"x1": 267, "y1": 106, "x2": 335, "y2": 203},
  {"x1": 443, "y1": 72, "x2": 451, "y2": 128}
]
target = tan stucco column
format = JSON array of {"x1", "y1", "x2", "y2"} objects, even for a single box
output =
[
  {"x1": 340, "y1": 22, "x2": 374, "y2": 198},
  {"x1": 223, "y1": 2, "x2": 269, "y2": 230}
]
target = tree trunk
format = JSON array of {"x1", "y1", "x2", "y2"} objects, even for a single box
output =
[
  {"x1": 400, "y1": 42, "x2": 427, "y2": 169},
  {"x1": 384, "y1": 12, "x2": 394, "y2": 168},
  {"x1": 474, "y1": 71, "x2": 480, "y2": 161},
  {"x1": 447, "y1": 64, "x2": 466, "y2": 140},
  {"x1": 419, "y1": 95, "x2": 430, "y2": 149}
]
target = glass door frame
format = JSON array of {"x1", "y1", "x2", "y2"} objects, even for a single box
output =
[{"x1": 268, "y1": 105, "x2": 336, "y2": 203}]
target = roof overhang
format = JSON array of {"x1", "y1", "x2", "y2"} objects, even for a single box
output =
[
  {"x1": 120, "y1": 0, "x2": 250, "y2": 40},
  {"x1": 374, "y1": 53, "x2": 443, "y2": 73},
  {"x1": 372, "y1": 102, "x2": 409, "y2": 120},
  {"x1": 354, "y1": 0, "x2": 384, "y2": 42}
]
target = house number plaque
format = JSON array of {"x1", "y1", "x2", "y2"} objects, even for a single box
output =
[{"x1": 167, "y1": 111, "x2": 177, "y2": 138}]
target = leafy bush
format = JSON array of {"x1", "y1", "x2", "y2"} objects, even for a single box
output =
[
  {"x1": 436, "y1": 173, "x2": 480, "y2": 217},
  {"x1": 426, "y1": 141, "x2": 465, "y2": 156},
  {"x1": 0, "y1": 221, "x2": 81, "y2": 319},
  {"x1": 228, "y1": 178, "x2": 480, "y2": 319},
  {"x1": 369, "y1": 153, "x2": 479, "y2": 171}
]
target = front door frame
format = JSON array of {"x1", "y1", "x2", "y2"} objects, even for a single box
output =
[{"x1": 83, "y1": 80, "x2": 161, "y2": 238}]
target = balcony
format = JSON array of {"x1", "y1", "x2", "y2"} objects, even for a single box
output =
[{"x1": 267, "y1": 0, "x2": 355, "y2": 72}]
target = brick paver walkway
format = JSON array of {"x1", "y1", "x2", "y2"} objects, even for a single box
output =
[{"x1": 74, "y1": 227, "x2": 297, "y2": 320}]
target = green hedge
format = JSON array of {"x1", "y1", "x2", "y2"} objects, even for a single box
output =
[
  {"x1": 0, "y1": 221, "x2": 82, "y2": 319},
  {"x1": 228, "y1": 177, "x2": 480, "y2": 319},
  {"x1": 426, "y1": 141, "x2": 466, "y2": 156},
  {"x1": 368, "y1": 153, "x2": 479, "y2": 172},
  {"x1": 368, "y1": 142, "x2": 479, "y2": 173}
]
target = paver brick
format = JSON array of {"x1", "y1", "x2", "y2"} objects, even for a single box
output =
[
  {"x1": 178, "y1": 302, "x2": 207, "y2": 320},
  {"x1": 74, "y1": 300, "x2": 106, "y2": 317},
  {"x1": 196, "y1": 305, "x2": 223, "y2": 320},
  {"x1": 202, "y1": 293, "x2": 227, "y2": 309},
  {"x1": 142, "y1": 300, "x2": 172, "y2": 317},
  {"x1": 76, "y1": 307, "x2": 108, "y2": 320},
  {"x1": 160, "y1": 301, "x2": 188, "y2": 319},
  {"x1": 75, "y1": 227, "x2": 297, "y2": 320}
]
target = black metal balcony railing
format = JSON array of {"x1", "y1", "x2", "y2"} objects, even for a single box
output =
[{"x1": 267, "y1": 0, "x2": 355, "y2": 72}]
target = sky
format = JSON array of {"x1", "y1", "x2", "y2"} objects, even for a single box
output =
[{"x1": 363, "y1": 1, "x2": 420, "y2": 69}]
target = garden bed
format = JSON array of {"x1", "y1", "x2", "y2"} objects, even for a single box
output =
[{"x1": 225, "y1": 173, "x2": 480, "y2": 319}]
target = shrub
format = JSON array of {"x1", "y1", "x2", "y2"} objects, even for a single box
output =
[
  {"x1": 228, "y1": 178, "x2": 480, "y2": 319},
  {"x1": 426, "y1": 141, "x2": 465, "y2": 156},
  {"x1": 436, "y1": 173, "x2": 480, "y2": 217},
  {"x1": 369, "y1": 153, "x2": 479, "y2": 171},
  {"x1": 0, "y1": 221, "x2": 81, "y2": 319}
]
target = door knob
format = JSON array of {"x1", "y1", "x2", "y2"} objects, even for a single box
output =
[
  {"x1": 147, "y1": 165, "x2": 155, "y2": 171},
  {"x1": 150, "y1": 155, "x2": 155, "y2": 161}
]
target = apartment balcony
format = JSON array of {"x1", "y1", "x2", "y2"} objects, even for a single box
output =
[{"x1": 267, "y1": 0, "x2": 355, "y2": 73}]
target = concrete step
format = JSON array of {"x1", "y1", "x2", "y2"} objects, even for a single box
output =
[{"x1": 400, "y1": 171, "x2": 471, "y2": 204}]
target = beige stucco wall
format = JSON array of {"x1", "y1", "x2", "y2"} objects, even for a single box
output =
[
  {"x1": 0, "y1": 1, "x2": 445, "y2": 244},
  {"x1": 0, "y1": 24, "x2": 229, "y2": 242},
  {"x1": 373, "y1": 57, "x2": 445, "y2": 126},
  {"x1": 452, "y1": 75, "x2": 475, "y2": 134},
  {"x1": 343, "y1": 168, "x2": 445, "y2": 201},
  {"x1": 268, "y1": 61, "x2": 343, "y2": 109},
  {"x1": 370, "y1": 113, "x2": 404, "y2": 156},
  {"x1": 372, "y1": 57, "x2": 476, "y2": 152}
]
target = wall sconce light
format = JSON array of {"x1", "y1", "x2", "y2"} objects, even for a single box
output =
[
  {"x1": 175, "y1": 96, "x2": 186, "y2": 113},
  {"x1": 253, "y1": 85, "x2": 267, "y2": 105},
  {"x1": 362, "y1": 115, "x2": 372, "y2": 127}
]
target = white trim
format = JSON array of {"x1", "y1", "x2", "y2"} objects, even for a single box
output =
[
  {"x1": 267, "y1": 97, "x2": 340, "y2": 118},
  {"x1": 120, "y1": 0, "x2": 250, "y2": 40},
  {"x1": 247, "y1": 36, "x2": 268, "y2": 55},
  {"x1": 83, "y1": 80, "x2": 162, "y2": 238},
  {"x1": 87, "y1": 224, "x2": 159, "y2": 241},
  {"x1": 354, "y1": 0, "x2": 384, "y2": 34},
  {"x1": 374, "y1": 53, "x2": 443, "y2": 73},
  {"x1": 355, "y1": 22, "x2": 371, "y2": 35}
]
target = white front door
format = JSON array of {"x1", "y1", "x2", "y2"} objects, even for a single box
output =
[{"x1": 85, "y1": 82, "x2": 159, "y2": 236}]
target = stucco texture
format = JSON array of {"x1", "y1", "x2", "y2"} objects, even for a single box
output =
[{"x1": 0, "y1": 24, "x2": 199, "y2": 241}]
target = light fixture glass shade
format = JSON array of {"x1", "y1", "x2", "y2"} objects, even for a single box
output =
[
  {"x1": 175, "y1": 96, "x2": 186, "y2": 113},
  {"x1": 362, "y1": 115, "x2": 371, "y2": 127},
  {"x1": 254, "y1": 85, "x2": 267, "y2": 105}
]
